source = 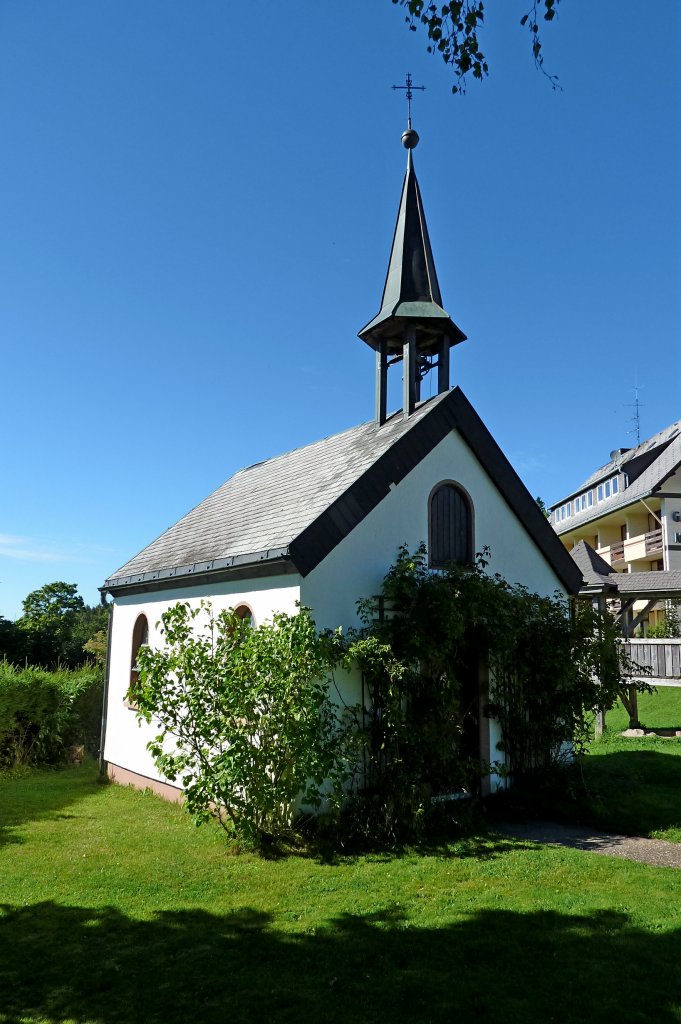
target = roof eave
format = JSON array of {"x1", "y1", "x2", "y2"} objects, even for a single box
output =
[{"x1": 101, "y1": 549, "x2": 297, "y2": 598}]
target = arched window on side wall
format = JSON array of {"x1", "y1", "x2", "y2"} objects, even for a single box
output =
[
  {"x1": 127, "y1": 613, "x2": 149, "y2": 708},
  {"x1": 233, "y1": 604, "x2": 254, "y2": 627},
  {"x1": 429, "y1": 482, "x2": 473, "y2": 568}
]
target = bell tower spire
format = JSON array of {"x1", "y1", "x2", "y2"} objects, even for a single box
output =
[{"x1": 358, "y1": 85, "x2": 466, "y2": 426}]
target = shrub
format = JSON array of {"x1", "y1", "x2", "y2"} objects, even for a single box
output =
[
  {"x1": 0, "y1": 662, "x2": 103, "y2": 768},
  {"x1": 136, "y1": 603, "x2": 357, "y2": 844}
]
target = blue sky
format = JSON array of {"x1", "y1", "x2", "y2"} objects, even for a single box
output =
[{"x1": 1, "y1": 1, "x2": 679, "y2": 619}]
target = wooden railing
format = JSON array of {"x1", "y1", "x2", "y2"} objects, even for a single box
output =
[
  {"x1": 645, "y1": 528, "x2": 663, "y2": 555},
  {"x1": 623, "y1": 639, "x2": 681, "y2": 682},
  {"x1": 609, "y1": 541, "x2": 625, "y2": 562}
]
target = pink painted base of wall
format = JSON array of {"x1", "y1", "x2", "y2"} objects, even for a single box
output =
[{"x1": 106, "y1": 762, "x2": 184, "y2": 804}]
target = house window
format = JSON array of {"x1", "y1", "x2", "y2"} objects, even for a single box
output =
[
  {"x1": 127, "y1": 614, "x2": 149, "y2": 708},
  {"x1": 605, "y1": 480, "x2": 611, "y2": 498},
  {"x1": 429, "y1": 482, "x2": 473, "y2": 568},
  {"x1": 587, "y1": 491, "x2": 593, "y2": 507},
  {"x1": 612, "y1": 477, "x2": 619, "y2": 495},
  {"x1": 597, "y1": 484, "x2": 603, "y2": 502}
]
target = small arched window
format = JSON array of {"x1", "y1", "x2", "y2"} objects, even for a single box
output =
[
  {"x1": 127, "y1": 614, "x2": 149, "y2": 708},
  {"x1": 233, "y1": 604, "x2": 254, "y2": 627},
  {"x1": 429, "y1": 482, "x2": 473, "y2": 568}
]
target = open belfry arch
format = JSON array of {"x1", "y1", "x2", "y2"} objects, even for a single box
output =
[{"x1": 358, "y1": 78, "x2": 466, "y2": 424}]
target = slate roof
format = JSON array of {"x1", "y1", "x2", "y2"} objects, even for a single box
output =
[
  {"x1": 102, "y1": 387, "x2": 582, "y2": 597},
  {"x1": 570, "y1": 541, "x2": 681, "y2": 599},
  {"x1": 570, "y1": 540, "x2": 615, "y2": 591},
  {"x1": 553, "y1": 424, "x2": 681, "y2": 537},
  {"x1": 617, "y1": 571, "x2": 681, "y2": 598}
]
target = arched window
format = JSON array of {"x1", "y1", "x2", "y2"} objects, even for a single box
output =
[
  {"x1": 127, "y1": 614, "x2": 149, "y2": 708},
  {"x1": 429, "y1": 482, "x2": 473, "y2": 568},
  {"x1": 233, "y1": 604, "x2": 254, "y2": 627}
]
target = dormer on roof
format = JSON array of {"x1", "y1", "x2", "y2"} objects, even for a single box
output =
[{"x1": 358, "y1": 118, "x2": 466, "y2": 426}]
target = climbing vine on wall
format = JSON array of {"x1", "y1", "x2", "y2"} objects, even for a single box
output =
[{"x1": 347, "y1": 544, "x2": 647, "y2": 839}]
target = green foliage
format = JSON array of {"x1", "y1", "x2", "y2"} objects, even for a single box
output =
[
  {"x1": 535, "y1": 495, "x2": 550, "y2": 519},
  {"x1": 135, "y1": 603, "x2": 357, "y2": 844},
  {"x1": 347, "y1": 544, "x2": 646, "y2": 840},
  {"x1": 393, "y1": 0, "x2": 561, "y2": 93},
  {"x1": 0, "y1": 662, "x2": 103, "y2": 768},
  {"x1": 646, "y1": 603, "x2": 681, "y2": 639},
  {"x1": 82, "y1": 629, "x2": 108, "y2": 666},
  {"x1": 20, "y1": 580, "x2": 84, "y2": 627},
  {"x1": 5, "y1": 581, "x2": 110, "y2": 669},
  {"x1": 18, "y1": 581, "x2": 83, "y2": 667},
  {"x1": 0, "y1": 616, "x2": 26, "y2": 664},
  {"x1": 65, "y1": 604, "x2": 111, "y2": 666}
]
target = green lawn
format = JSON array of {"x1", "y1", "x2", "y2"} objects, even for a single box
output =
[
  {"x1": 3, "y1": 764, "x2": 681, "y2": 1022},
  {"x1": 606, "y1": 686, "x2": 681, "y2": 733},
  {"x1": 565, "y1": 688, "x2": 681, "y2": 842}
]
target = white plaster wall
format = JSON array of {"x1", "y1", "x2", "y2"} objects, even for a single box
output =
[
  {"x1": 104, "y1": 575, "x2": 301, "y2": 785},
  {"x1": 301, "y1": 427, "x2": 567, "y2": 784},
  {"x1": 301, "y1": 426, "x2": 567, "y2": 633},
  {"x1": 661, "y1": 467, "x2": 681, "y2": 570}
]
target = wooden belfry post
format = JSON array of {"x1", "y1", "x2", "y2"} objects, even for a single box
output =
[
  {"x1": 403, "y1": 325, "x2": 417, "y2": 418},
  {"x1": 375, "y1": 339, "x2": 388, "y2": 425}
]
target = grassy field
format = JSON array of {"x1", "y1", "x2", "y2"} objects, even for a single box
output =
[
  {"x1": 606, "y1": 686, "x2": 681, "y2": 733},
  {"x1": 565, "y1": 688, "x2": 681, "y2": 842},
  {"x1": 3, "y1": 763, "x2": 681, "y2": 1022}
]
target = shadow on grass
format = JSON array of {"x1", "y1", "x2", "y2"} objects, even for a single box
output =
[
  {"x1": 0, "y1": 762, "x2": 104, "y2": 848},
  {"x1": 570, "y1": 748, "x2": 681, "y2": 837},
  {"x1": 310, "y1": 830, "x2": 536, "y2": 866},
  {"x1": 1, "y1": 901, "x2": 680, "y2": 1023}
]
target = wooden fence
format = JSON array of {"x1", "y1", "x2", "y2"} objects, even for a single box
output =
[{"x1": 623, "y1": 639, "x2": 681, "y2": 685}]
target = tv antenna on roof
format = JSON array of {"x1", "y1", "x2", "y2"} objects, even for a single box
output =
[{"x1": 626, "y1": 377, "x2": 644, "y2": 446}]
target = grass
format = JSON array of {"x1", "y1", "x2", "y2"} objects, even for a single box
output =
[
  {"x1": 606, "y1": 686, "x2": 681, "y2": 733},
  {"x1": 558, "y1": 688, "x2": 681, "y2": 842},
  {"x1": 3, "y1": 763, "x2": 681, "y2": 1021}
]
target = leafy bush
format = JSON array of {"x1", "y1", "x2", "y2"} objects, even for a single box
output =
[
  {"x1": 0, "y1": 662, "x2": 103, "y2": 768},
  {"x1": 136, "y1": 603, "x2": 357, "y2": 844},
  {"x1": 646, "y1": 602, "x2": 681, "y2": 639}
]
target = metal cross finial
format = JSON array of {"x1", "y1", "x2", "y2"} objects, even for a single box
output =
[{"x1": 392, "y1": 72, "x2": 425, "y2": 128}]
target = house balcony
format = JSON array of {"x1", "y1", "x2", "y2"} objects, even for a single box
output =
[
  {"x1": 597, "y1": 528, "x2": 665, "y2": 568},
  {"x1": 609, "y1": 541, "x2": 626, "y2": 566}
]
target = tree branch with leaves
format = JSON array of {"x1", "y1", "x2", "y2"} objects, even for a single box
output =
[{"x1": 393, "y1": 0, "x2": 561, "y2": 93}]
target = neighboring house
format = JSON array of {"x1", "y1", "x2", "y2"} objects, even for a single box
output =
[
  {"x1": 549, "y1": 420, "x2": 681, "y2": 631},
  {"x1": 99, "y1": 121, "x2": 581, "y2": 801}
]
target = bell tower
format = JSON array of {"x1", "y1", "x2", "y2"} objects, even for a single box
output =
[{"x1": 358, "y1": 88, "x2": 466, "y2": 425}]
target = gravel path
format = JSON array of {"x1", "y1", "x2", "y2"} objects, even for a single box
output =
[{"x1": 496, "y1": 821, "x2": 681, "y2": 869}]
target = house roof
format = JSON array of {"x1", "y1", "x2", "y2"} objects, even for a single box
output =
[
  {"x1": 570, "y1": 540, "x2": 681, "y2": 600},
  {"x1": 570, "y1": 540, "x2": 615, "y2": 591},
  {"x1": 552, "y1": 424, "x2": 681, "y2": 536},
  {"x1": 358, "y1": 147, "x2": 466, "y2": 353},
  {"x1": 102, "y1": 387, "x2": 582, "y2": 597}
]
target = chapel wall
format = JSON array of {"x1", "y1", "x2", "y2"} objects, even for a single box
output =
[{"x1": 103, "y1": 575, "x2": 302, "y2": 788}]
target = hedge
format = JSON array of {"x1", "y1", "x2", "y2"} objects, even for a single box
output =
[{"x1": 0, "y1": 662, "x2": 103, "y2": 768}]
